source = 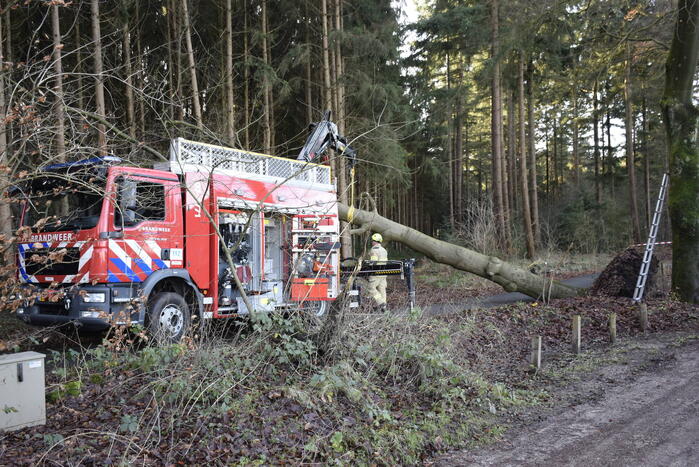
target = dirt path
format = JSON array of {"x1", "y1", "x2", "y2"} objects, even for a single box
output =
[{"x1": 437, "y1": 337, "x2": 699, "y2": 466}]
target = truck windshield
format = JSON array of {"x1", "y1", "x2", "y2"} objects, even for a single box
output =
[{"x1": 20, "y1": 175, "x2": 105, "y2": 232}]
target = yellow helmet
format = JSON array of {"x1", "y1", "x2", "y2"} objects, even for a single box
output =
[{"x1": 371, "y1": 233, "x2": 383, "y2": 243}]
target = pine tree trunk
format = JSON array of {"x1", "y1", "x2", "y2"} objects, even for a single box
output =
[
  {"x1": 0, "y1": 8, "x2": 11, "y2": 261},
  {"x1": 335, "y1": 0, "x2": 345, "y2": 132},
  {"x1": 463, "y1": 111, "x2": 469, "y2": 207},
  {"x1": 642, "y1": 95, "x2": 651, "y2": 230},
  {"x1": 90, "y1": 0, "x2": 107, "y2": 154},
  {"x1": 243, "y1": 2, "x2": 250, "y2": 147},
  {"x1": 260, "y1": 0, "x2": 271, "y2": 152},
  {"x1": 225, "y1": 0, "x2": 235, "y2": 146},
  {"x1": 518, "y1": 57, "x2": 535, "y2": 258},
  {"x1": 551, "y1": 118, "x2": 558, "y2": 194},
  {"x1": 305, "y1": 54, "x2": 313, "y2": 124},
  {"x1": 398, "y1": 186, "x2": 403, "y2": 229},
  {"x1": 123, "y1": 20, "x2": 136, "y2": 145},
  {"x1": 490, "y1": 0, "x2": 506, "y2": 245},
  {"x1": 446, "y1": 53, "x2": 455, "y2": 230},
  {"x1": 51, "y1": 4, "x2": 65, "y2": 160},
  {"x1": 624, "y1": 43, "x2": 642, "y2": 243},
  {"x1": 332, "y1": 0, "x2": 351, "y2": 258},
  {"x1": 220, "y1": 47, "x2": 226, "y2": 133},
  {"x1": 454, "y1": 66, "x2": 464, "y2": 224},
  {"x1": 305, "y1": 4, "x2": 313, "y2": 125},
  {"x1": 500, "y1": 83, "x2": 510, "y2": 237},
  {"x1": 479, "y1": 132, "x2": 486, "y2": 201},
  {"x1": 507, "y1": 89, "x2": 516, "y2": 213},
  {"x1": 446, "y1": 127, "x2": 456, "y2": 232},
  {"x1": 181, "y1": 0, "x2": 203, "y2": 131},
  {"x1": 321, "y1": 0, "x2": 332, "y2": 112},
  {"x1": 173, "y1": 0, "x2": 184, "y2": 121},
  {"x1": 166, "y1": 0, "x2": 175, "y2": 121},
  {"x1": 662, "y1": 0, "x2": 699, "y2": 303},
  {"x1": 545, "y1": 117, "x2": 550, "y2": 198},
  {"x1": 320, "y1": 0, "x2": 336, "y2": 181},
  {"x1": 267, "y1": 11, "x2": 275, "y2": 153},
  {"x1": 3, "y1": 6, "x2": 10, "y2": 64},
  {"x1": 593, "y1": 79, "x2": 601, "y2": 204},
  {"x1": 74, "y1": 17, "x2": 84, "y2": 111},
  {"x1": 527, "y1": 61, "x2": 540, "y2": 245},
  {"x1": 606, "y1": 107, "x2": 614, "y2": 195},
  {"x1": 572, "y1": 84, "x2": 580, "y2": 186},
  {"x1": 3, "y1": 0, "x2": 11, "y2": 164},
  {"x1": 414, "y1": 169, "x2": 420, "y2": 229},
  {"x1": 134, "y1": 11, "x2": 146, "y2": 139},
  {"x1": 329, "y1": 26, "x2": 338, "y2": 119}
]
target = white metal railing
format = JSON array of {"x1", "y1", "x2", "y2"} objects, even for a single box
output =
[{"x1": 168, "y1": 138, "x2": 332, "y2": 186}]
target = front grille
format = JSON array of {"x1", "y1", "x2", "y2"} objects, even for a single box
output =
[{"x1": 25, "y1": 247, "x2": 81, "y2": 276}]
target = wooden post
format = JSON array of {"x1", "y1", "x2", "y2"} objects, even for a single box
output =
[
  {"x1": 530, "y1": 335, "x2": 542, "y2": 369},
  {"x1": 608, "y1": 313, "x2": 617, "y2": 344},
  {"x1": 639, "y1": 302, "x2": 648, "y2": 332},
  {"x1": 572, "y1": 315, "x2": 581, "y2": 354}
]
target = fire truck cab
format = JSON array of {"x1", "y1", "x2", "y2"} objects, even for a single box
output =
[{"x1": 15, "y1": 138, "x2": 340, "y2": 341}]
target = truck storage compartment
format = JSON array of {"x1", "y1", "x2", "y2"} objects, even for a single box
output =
[
  {"x1": 236, "y1": 294, "x2": 276, "y2": 313},
  {"x1": 290, "y1": 278, "x2": 330, "y2": 301}
]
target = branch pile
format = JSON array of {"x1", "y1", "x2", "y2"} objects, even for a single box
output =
[{"x1": 590, "y1": 247, "x2": 658, "y2": 297}]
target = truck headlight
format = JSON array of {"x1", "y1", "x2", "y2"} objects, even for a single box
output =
[{"x1": 82, "y1": 293, "x2": 106, "y2": 303}]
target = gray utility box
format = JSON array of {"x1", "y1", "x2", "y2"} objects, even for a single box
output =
[{"x1": 0, "y1": 351, "x2": 46, "y2": 432}]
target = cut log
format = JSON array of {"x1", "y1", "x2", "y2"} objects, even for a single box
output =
[{"x1": 338, "y1": 203, "x2": 581, "y2": 300}]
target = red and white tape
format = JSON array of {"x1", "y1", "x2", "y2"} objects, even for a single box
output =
[{"x1": 630, "y1": 241, "x2": 672, "y2": 248}]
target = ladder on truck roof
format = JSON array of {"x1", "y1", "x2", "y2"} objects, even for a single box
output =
[
  {"x1": 633, "y1": 172, "x2": 669, "y2": 303},
  {"x1": 166, "y1": 137, "x2": 333, "y2": 186}
]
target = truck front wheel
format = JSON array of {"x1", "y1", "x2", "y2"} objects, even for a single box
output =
[{"x1": 148, "y1": 292, "x2": 190, "y2": 343}]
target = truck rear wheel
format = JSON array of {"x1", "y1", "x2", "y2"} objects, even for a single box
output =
[
  {"x1": 298, "y1": 300, "x2": 328, "y2": 332},
  {"x1": 305, "y1": 300, "x2": 327, "y2": 317},
  {"x1": 148, "y1": 292, "x2": 190, "y2": 343}
]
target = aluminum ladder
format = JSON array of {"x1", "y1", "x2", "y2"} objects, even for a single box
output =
[{"x1": 633, "y1": 173, "x2": 669, "y2": 302}]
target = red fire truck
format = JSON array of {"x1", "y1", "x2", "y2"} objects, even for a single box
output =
[{"x1": 14, "y1": 136, "x2": 344, "y2": 341}]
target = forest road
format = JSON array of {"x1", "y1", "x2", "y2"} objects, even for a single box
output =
[
  {"x1": 423, "y1": 273, "x2": 598, "y2": 315},
  {"x1": 436, "y1": 339, "x2": 699, "y2": 466}
]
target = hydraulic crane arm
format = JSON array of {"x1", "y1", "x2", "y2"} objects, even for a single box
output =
[{"x1": 297, "y1": 110, "x2": 357, "y2": 167}]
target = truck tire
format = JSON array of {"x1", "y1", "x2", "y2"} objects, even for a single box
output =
[
  {"x1": 148, "y1": 292, "x2": 190, "y2": 343},
  {"x1": 298, "y1": 300, "x2": 328, "y2": 332},
  {"x1": 307, "y1": 300, "x2": 328, "y2": 317}
]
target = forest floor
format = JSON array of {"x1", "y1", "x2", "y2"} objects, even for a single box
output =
[{"x1": 1, "y1": 252, "x2": 697, "y2": 464}]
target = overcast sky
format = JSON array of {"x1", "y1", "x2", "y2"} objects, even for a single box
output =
[
  {"x1": 396, "y1": 0, "x2": 419, "y2": 61},
  {"x1": 400, "y1": 0, "x2": 419, "y2": 23}
]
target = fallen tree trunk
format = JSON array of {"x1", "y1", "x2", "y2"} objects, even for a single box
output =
[{"x1": 338, "y1": 202, "x2": 581, "y2": 300}]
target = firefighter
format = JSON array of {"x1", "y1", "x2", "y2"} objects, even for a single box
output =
[{"x1": 367, "y1": 232, "x2": 388, "y2": 312}]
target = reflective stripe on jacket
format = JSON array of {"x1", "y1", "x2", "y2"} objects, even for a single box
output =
[{"x1": 370, "y1": 244, "x2": 388, "y2": 262}]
